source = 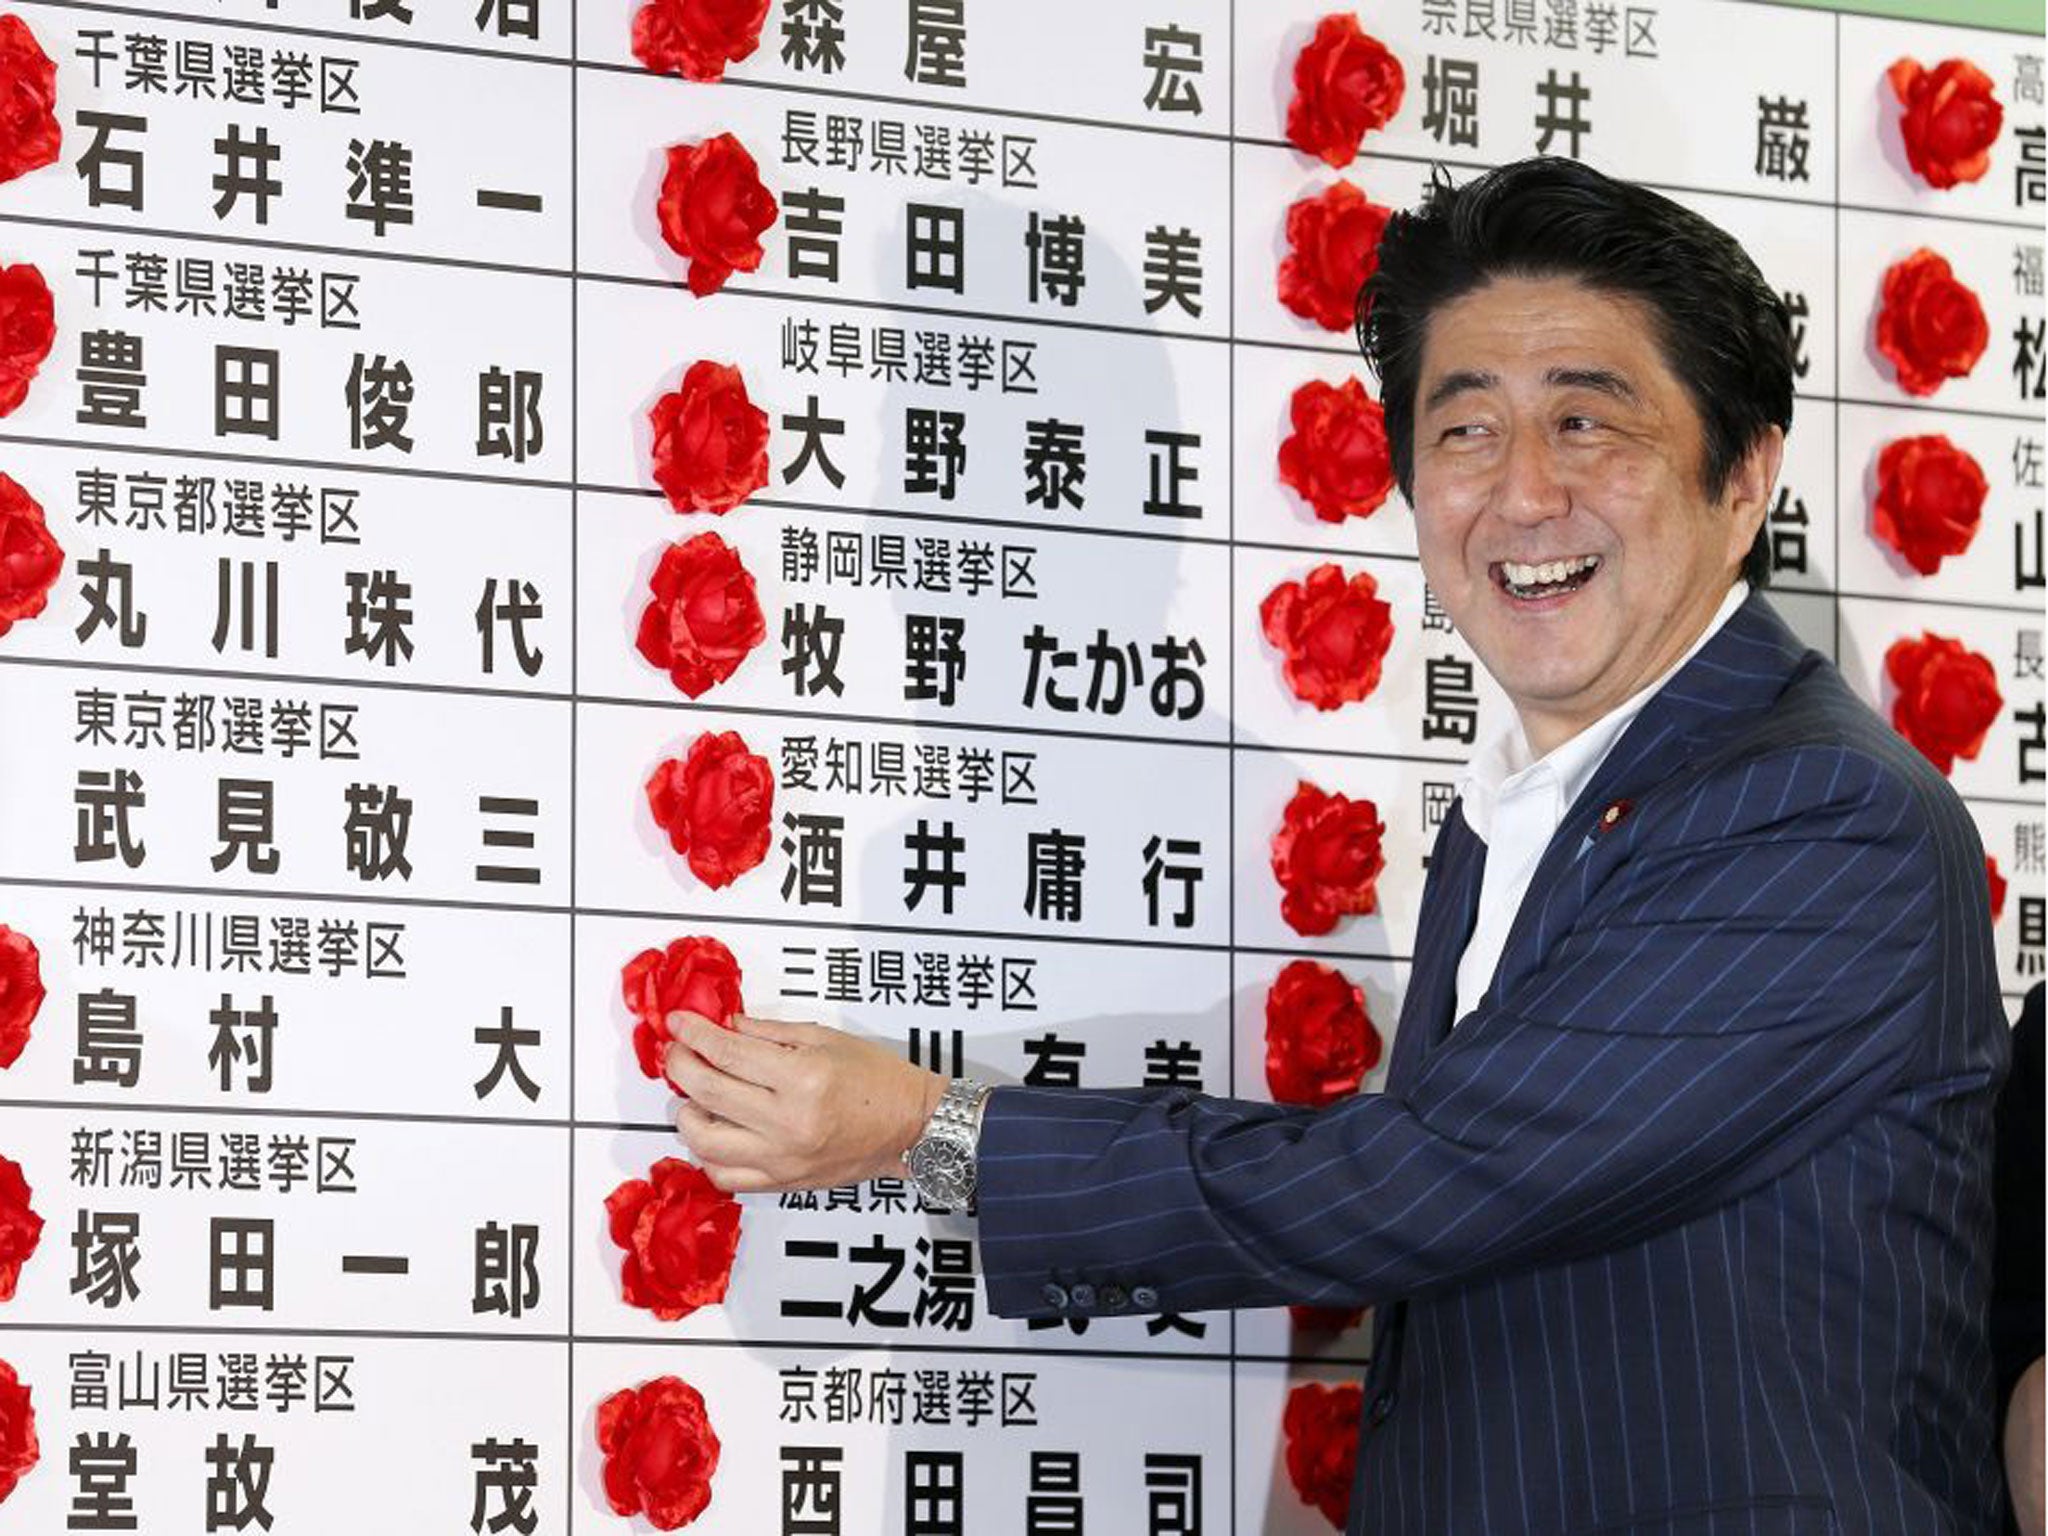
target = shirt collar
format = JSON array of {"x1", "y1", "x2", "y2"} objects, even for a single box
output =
[{"x1": 1459, "y1": 581, "x2": 1751, "y2": 842}]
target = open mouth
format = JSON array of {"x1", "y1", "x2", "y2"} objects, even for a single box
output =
[{"x1": 1494, "y1": 555, "x2": 1601, "y2": 601}]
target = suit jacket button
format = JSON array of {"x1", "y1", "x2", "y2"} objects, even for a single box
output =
[
  {"x1": 1041, "y1": 1282, "x2": 1069, "y2": 1310},
  {"x1": 1131, "y1": 1285, "x2": 1160, "y2": 1310},
  {"x1": 1100, "y1": 1286, "x2": 1128, "y2": 1311},
  {"x1": 1069, "y1": 1283, "x2": 1097, "y2": 1309}
]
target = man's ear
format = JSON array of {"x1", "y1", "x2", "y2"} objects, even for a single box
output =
[{"x1": 1725, "y1": 424, "x2": 1785, "y2": 566}]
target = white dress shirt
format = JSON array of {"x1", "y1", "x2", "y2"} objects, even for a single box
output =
[{"x1": 1452, "y1": 582, "x2": 1750, "y2": 1025}]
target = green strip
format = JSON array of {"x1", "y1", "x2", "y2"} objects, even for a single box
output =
[{"x1": 1770, "y1": 0, "x2": 2043, "y2": 34}]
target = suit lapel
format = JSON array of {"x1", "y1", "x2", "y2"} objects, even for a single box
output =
[
  {"x1": 1480, "y1": 590, "x2": 1813, "y2": 1011},
  {"x1": 1366, "y1": 809, "x2": 1485, "y2": 1419},
  {"x1": 1386, "y1": 809, "x2": 1487, "y2": 1089}
]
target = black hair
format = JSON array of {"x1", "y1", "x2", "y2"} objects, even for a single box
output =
[{"x1": 1355, "y1": 157, "x2": 1793, "y2": 589}]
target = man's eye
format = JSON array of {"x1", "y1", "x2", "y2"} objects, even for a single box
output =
[
  {"x1": 1441, "y1": 423, "x2": 1488, "y2": 440},
  {"x1": 1560, "y1": 414, "x2": 1599, "y2": 432}
]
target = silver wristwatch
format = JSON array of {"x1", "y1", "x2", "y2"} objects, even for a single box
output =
[{"x1": 905, "y1": 1078, "x2": 991, "y2": 1209}]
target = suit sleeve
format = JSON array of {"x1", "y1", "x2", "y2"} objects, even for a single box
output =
[{"x1": 975, "y1": 745, "x2": 1985, "y2": 1319}]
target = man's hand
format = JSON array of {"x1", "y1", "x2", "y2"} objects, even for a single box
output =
[
  {"x1": 666, "y1": 1011, "x2": 947, "y2": 1193},
  {"x1": 2010, "y1": 1356, "x2": 2044, "y2": 1536}
]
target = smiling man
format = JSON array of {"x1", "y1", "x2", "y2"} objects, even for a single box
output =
[
  {"x1": 667, "y1": 158, "x2": 2010, "y2": 1535},
  {"x1": 1409, "y1": 278, "x2": 1772, "y2": 758}
]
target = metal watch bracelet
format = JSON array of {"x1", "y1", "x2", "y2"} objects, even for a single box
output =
[
  {"x1": 925, "y1": 1077, "x2": 990, "y2": 1143},
  {"x1": 904, "y1": 1078, "x2": 991, "y2": 1208}
]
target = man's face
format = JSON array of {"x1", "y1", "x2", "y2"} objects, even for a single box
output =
[{"x1": 1409, "y1": 275, "x2": 1779, "y2": 756}]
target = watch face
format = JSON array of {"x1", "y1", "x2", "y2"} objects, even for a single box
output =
[{"x1": 908, "y1": 1136, "x2": 973, "y2": 1208}]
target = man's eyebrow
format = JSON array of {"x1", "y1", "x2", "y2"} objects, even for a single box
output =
[
  {"x1": 1546, "y1": 366, "x2": 1639, "y2": 403},
  {"x1": 1421, "y1": 369, "x2": 1496, "y2": 412},
  {"x1": 1421, "y1": 365, "x2": 1643, "y2": 413}
]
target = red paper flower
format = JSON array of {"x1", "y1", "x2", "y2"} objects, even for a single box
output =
[
  {"x1": 1888, "y1": 57, "x2": 2002, "y2": 190},
  {"x1": 657, "y1": 134, "x2": 777, "y2": 298},
  {"x1": 620, "y1": 936, "x2": 745, "y2": 1083},
  {"x1": 0, "y1": 475, "x2": 61, "y2": 642},
  {"x1": 631, "y1": 0, "x2": 770, "y2": 82},
  {"x1": 1873, "y1": 434, "x2": 1985, "y2": 576},
  {"x1": 1271, "y1": 782, "x2": 1386, "y2": 937},
  {"x1": 0, "y1": 1357, "x2": 34, "y2": 1505},
  {"x1": 636, "y1": 532, "x2": 766, "y2": 697},
  {"x1": 1265, "y1": 959, "x2": 1381, "y2": 1108},
  {"x1": 1875, "y1": 249, "x2": 1987, "y2": 397},
  {"x1": 1283, "y1": 1380, "x2": 1363, "y2": 1529},
  {"x1": 1279, "y1": 180, "x2": 1392, "y2": 333},
  {"x1": 1987, "y1": 855, "x2": 2007, "y2": 924},
  {"x1": 1286, "y1": 14, "x2": 1405, "y2": 168},
  {"x1": 1260, "y1": 564, "x2": 1394, "y2": 711},
  {"x1": 0, "y1": 264, "x2": 52, "y2": 417},
  {"x1": 1278, "y1": 377, "x2": 1395, "y2": 525},
  {"x1": 0, "y1": 17, "x2": 59, "y2": 187},
  {"x1": 0, "y1": 1155, "x2": 39, "y2": 1302},
  {"x1": 597, "y1": 1375, "x2": 721, "y2": 1530},
  {"x1": 0, "y1": 927, "x2": 40, "y2": 1071},
  {"x1": 605, "y1": 1158, "x2": 742, "y2": 1321},
  {"x1": 1289, "y1": 1304, "x2": 1366, "y2": 1332},
  {"x1": 649, "y1": 360, "x2": 770, "y2": 515},
  {"x1": 1884, "y1": 632, "x2": 2001, "y2": 776},
  {"x1": 646, "y1": 731, "x2": 774, "y2": 888}
]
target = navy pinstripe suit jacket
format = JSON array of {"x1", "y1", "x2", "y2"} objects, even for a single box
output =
[{"x1": 978, "y1": 593, "x2": 2010, "y2": 1535}]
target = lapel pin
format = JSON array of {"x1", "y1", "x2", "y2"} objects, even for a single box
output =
[{"x1": 1595, "y1": 798, "x2": 1633, "y2": 835}]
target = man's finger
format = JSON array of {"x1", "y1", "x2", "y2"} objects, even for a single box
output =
[
  {"x1": 698, "y1": 1162, "x2": 777, "y2": 1194},
  {"x1": 729, "y1": 1012, "x2": 826, "y2": 1048},
  {"x1": 669, "y1": 1011, "x2": 794, "y2": 1089},
  {"x1": 665, "y1": 1043, "x2": 776, "y2": 1130},
  {"x1": 675, "y1": 1099, "x2": 772, "y2": 1172}
]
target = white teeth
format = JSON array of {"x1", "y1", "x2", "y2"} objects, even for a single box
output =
[{"x1": 1502, "y1": 555, "x2": 1599, "y2": 590}]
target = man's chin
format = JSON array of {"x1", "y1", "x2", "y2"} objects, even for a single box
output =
[{"x1": 1488, "y1": 662, "x2": 1608, "y2": 729}]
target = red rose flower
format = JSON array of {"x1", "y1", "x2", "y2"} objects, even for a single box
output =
[
  {"x1": 1278, "y1": 377, "x2": 1395, "y2": 525},
  {"x1": 1888, "y1": 57, "x2": 2003, "y2": 190},
  {"x1": 1884, "y1": 632, "x2": 2001, "y2": 776},
  {"x1": 597, "y1": 1375, "x2": 720, "y2": 1530},
  {"x1": 0, "y1": 264, "x2": 52, "y2": 417},
  {"x1": 0, "y1": 1358, "x2": 34, "y2": 1503},
  {"x1": 1875, "y1": 249, "x2": 1987, "y2": 398},
  {"x1": 1872, "y1": 434, "x2": 1986, "y2": 576},
  {"x1": 631, "y1": 0, "x2": 770, "y2": 82},
  {"x1": 1260, "y1": 564, "x2": 1394, "y2": 712},
  {"x1": 605, "y1": 1158, "x2": 742, "y2": 1322},
  {"x1": 0, "y1": 927, "x2": 40, "y2": 1070},
  {"x1": 636, "y1": 532, "x2": 766, "y2": 697},
  {"x1": 0, "y1": 1155, "x2": 39, "y2": 1302},
  {"x1": 620, "y1": 935, "x2": 745, "y2": 1083},
  {"x1": 1283, "y1": 1380, "x2": 1363, "y2": 1529},
  {"x1": 0, "y1": 16, "x2": 59, "y2": 187},
  {"x1": 1286, "y1": 14, "x2": 1405, "y2": 169},
  {"x1": 1271, "y1": 782, "x2": 1386, "y2": 937},
  {"x1": 649, "y1": 360, "x2": 770, "y2": 515},
  {"x1": 0, "y1": 475, "x2": 61, "y2": 641},
  {"x1": 1279, "y1": 180, "x2": 1392, "y2": 333},
  {"x1": 646, "y1": 731, "x2": 774, "y2": 888},
  {"x1": 657, "y1": 133, "x2": 777, "y2": 298},
  {"x1": 1265, "y1": 958, "x2": 1381, "y2": 1108},
  {"x1": 1289, "y1": 1304, "x2": 1366, "y2": 1332},
  {"x1": 1987, "y1": 855, "x2": 2007, "y2": 924}
]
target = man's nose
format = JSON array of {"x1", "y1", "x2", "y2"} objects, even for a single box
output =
[{"x1": 1492, "y1": 429, "x2": 1571, "y2": 525}]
